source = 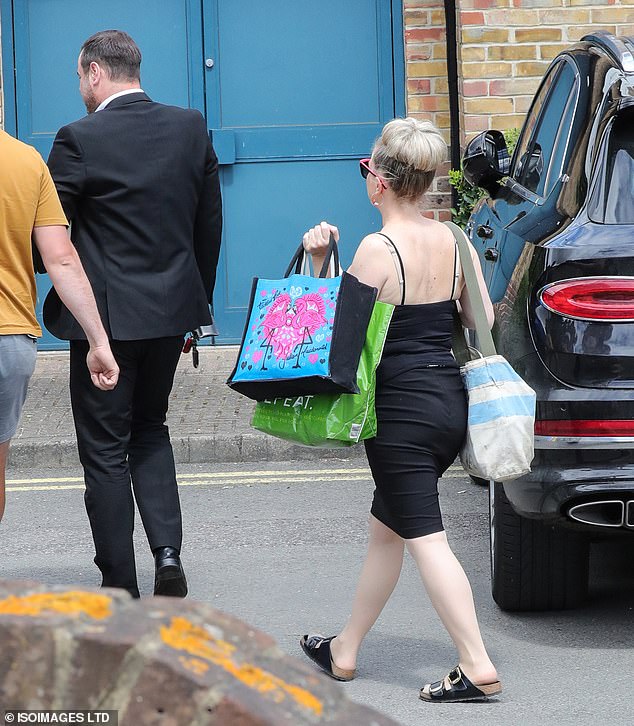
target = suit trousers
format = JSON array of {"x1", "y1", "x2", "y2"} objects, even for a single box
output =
[{"x1": 69, "y1": 336, "x2": 184, "y2": 597}]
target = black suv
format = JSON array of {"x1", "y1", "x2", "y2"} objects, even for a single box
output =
[{"x1": 462, "y1": 32, "x2": 634, "y2": 611}]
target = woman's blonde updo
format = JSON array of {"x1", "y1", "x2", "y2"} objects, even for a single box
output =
[{"x1": 372, "y1": 117, "x2": 447, "y2": 201}]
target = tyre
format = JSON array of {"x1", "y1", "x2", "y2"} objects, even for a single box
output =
[{"x1": 489, "y1": 482, "x2": 590, "y2": 611}]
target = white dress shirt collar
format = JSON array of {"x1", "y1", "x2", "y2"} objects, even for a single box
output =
[{"x1": 95, "y1": 88, "x2": 145, "y2": 113}]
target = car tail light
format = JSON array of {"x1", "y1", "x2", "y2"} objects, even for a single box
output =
[
  {"x1": 539, "y1": 277, "x2": 634, "y2": 322},
  {"x1": 535, "y1": 419, "x2": 634, "y2": 436}
]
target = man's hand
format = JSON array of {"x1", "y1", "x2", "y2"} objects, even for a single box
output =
[
  {"x1": 33, "y1": 225, "x2": 121, "y2": 385},
  {"x1": 86, "y1": 345, "x2": 119, "y2": 391}
]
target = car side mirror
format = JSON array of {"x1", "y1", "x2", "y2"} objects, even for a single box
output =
[{"x1": 462, "y1": 130, "x2": 511, "y2": 197}]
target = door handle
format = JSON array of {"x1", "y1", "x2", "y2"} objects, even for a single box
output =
[
  {"x1": 484, "y1": 248, "x2": 499, "y2": 262},
  {"x1": 476, "y1": 224, "x2": 494, "y2": 239}
]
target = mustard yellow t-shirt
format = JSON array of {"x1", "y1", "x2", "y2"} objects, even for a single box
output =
[{"x1": 0, "y1": 130, "x2": 68, "y2": 336}]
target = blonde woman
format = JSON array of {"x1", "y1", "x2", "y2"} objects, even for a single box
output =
[{"x1": 299, "y1": 118, "x2": 500, "y2": 703}]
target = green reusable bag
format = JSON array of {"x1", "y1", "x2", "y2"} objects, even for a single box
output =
[{"x1": 251, "y1": 301, "x2": 394, "y2": 447}]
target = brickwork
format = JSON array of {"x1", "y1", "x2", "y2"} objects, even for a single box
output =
[
  {"x1": 404, "y1": 0, "x2": 634, "y2": 217},
  {"x1": 458, "y1": 0, "x2": 634, "y2": 141},
  {"x1": 404, "y1": 0, "x2": 453, "y2": 219}
]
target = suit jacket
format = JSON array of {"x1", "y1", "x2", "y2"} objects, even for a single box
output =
[{"x1": 45, "y1": 92, "x2": 222, "y2": 341}]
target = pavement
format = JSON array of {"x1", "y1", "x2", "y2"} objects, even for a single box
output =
[{"x1": 8, "y1": 346, "x2": 363, "y2": 472}]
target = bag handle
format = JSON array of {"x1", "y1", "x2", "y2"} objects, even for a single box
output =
[
  {"x1": 284, "y1": 234, "x2": 340, "y2": 279},
  {"x1": 444, "y1": 221, "x2": 497, "y2": 358},
  {"x1": 299, "y1": 251, "x2": 338, "y2": 278}
]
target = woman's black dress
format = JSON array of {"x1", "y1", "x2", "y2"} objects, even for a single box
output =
[{"x1": 364, "y1": 247, "x2": 468, "y2": 539}]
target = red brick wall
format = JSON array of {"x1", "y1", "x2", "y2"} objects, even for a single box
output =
[
  {"x1": 404, "y1": 0, "x2": 452, "y2": 219},
  {"x1": 459, "y1": 1, "x2": 634, "y2": 140},
  {"x1": 405, "y1": 0, "x2": 634, "y2": 217}
]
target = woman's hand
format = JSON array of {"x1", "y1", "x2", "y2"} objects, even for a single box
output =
[{"x1": 302, "y1": 221, "x2": 339, "y2": 256}]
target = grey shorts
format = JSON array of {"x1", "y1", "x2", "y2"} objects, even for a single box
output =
[{"x1": 0, "y1": 335, "x2": 37, "y2": 443}]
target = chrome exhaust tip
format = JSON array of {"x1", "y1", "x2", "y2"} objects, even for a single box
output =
[{"x1": 567, "y1": 500, "x2": 625, "y2": 528}]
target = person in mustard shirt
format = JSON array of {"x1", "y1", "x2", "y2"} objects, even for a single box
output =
[{"x1": 0, "y1": 129, "x2": 120, "y2": 524}]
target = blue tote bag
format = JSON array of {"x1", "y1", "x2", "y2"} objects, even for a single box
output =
[{"x1": 227, "y1": 237, "x2": 377, "y2": 401}]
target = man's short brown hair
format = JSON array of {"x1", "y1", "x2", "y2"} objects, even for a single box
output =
[{"x1": 80, "y1": 30, "x2": 141, "y2": 82}]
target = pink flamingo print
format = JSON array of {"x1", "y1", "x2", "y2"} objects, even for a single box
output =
[{"x1": 259, "y1": 292, "x2": 327, "y2": 366}]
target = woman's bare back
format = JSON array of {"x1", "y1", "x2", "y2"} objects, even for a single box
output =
[{"x1": 349, "y1": 218, "x2": 462, "y2": 307}]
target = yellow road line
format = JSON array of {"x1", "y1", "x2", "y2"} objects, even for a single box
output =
[
  {"x1": 6, "y1": 468, "x2": 369, "y2": 485},
  {"x1": 7, "y1": 465, "x2": 463, "y2": 486},
  {"x1": 6, "y1": 469, "x2": 466, "y2": 493}
]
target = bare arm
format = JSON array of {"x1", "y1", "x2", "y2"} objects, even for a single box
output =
[
  {"x1": 457, "y1": 242, "x2": 495, "y2": 330},
  {"x1": 32, "y1": 225, "x2": 119, "y2": 390}
]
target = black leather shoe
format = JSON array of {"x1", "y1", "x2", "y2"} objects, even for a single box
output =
[{"x1": 153, "y1": 546, "x2": 188, "y2": 598}]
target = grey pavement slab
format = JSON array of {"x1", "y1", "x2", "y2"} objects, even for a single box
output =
[{"x1": 9, "y1": 346, "x2": 362, "y2": 471}]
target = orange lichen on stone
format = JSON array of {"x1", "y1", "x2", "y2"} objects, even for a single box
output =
[
  {"x1": 161, "y1": 617, "x2": 323, "y2": 717},
  {"x1": 0, "y1": 591, "x2": 112, "y2": 620},
  {"x1": 178, "y1": 656, "x2": 210, "y2": 675}
]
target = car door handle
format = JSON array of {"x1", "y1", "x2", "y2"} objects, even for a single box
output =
[
  {"x1": 476, "y1": 224, "x2": 494, "y2": 239},
  {"x1": 484, "y1": 248, "x2": 499, "y2": 262}
]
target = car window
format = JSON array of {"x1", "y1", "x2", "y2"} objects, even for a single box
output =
[
  {"x1": 588, "y1": 109, "x2": 634, "y2": 224},
  {"x1": 512, "y1": 61, "x2": 578, "y2": 196},
  {"x1": 511, "y1": 65, "x2": 559, "y2": 182}
]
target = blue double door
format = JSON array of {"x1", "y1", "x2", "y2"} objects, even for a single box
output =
[{"x1": 7, "y1": 0, "x2": 404, "y2": 347}]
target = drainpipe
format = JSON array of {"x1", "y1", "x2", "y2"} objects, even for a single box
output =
[{"x1": 444, "y1": 0, "x2": 461, "y2": 209}]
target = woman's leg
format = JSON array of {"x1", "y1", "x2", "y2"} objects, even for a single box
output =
[
  {"x1": 329, "y1": 515, "x2": 404, "y2": 670},
  {"x1": 406, "y1": 530, "x2": 497, "y2": 686}
]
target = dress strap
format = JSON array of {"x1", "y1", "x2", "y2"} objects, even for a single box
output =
[
  {"x1": 450, "y1": 239, "x2": 461, "y2": 301},
  {"x1": 375, "y1": 233, "x2": 406, "y2": 305}
]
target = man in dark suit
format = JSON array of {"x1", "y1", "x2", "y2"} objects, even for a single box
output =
[{"x1": 46, "y1": 30, "x2": 222, "y2": 599}]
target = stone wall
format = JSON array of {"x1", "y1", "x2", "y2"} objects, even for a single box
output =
[{"x1": 0, "y1": 579, "x2": 397, "y2": 725}]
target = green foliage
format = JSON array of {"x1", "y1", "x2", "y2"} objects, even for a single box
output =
[
  {"x1": 448, "y1": 169, "x2": 486, "y2": 228},
  {"x1": 503, "y1": 127, "x2": 520, "y2": 156},
  {"x1": 449, "y1": 128, "x2": 520, "y2": 225}
]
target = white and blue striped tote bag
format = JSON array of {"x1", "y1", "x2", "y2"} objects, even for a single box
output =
[{"x1": 460, "y1": 354, "x2": 536, "y2": 482}]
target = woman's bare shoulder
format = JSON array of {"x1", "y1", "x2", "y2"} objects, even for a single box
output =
[
  {"x1": 422, "y1": 217, "x2": 455, "y2": 242},
  {"x1": 359, "y1": 231, "x2": 391, "y2": 248},
  {"x1": 348, "y1": 233, "x2": 392, "y2": 287},
  {"x1": 352, "y1": 232, "x2": 393, "y2": 260}
]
